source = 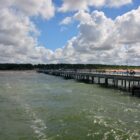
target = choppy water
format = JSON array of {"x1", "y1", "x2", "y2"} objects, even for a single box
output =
[{"x1": 0, "y1": 71, "x2": 140, "y2": 140}]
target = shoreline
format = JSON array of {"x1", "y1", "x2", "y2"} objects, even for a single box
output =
[
  {"x1": 0, "y1": 70, "x2": 36, "y2": 73},
  {"x1": 0, "y1": 68, "x2": 140, "y2": 73}
]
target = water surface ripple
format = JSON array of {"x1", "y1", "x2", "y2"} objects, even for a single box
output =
[{"x1": 0, "y1": 71, "x2": 140, "y2": 140}]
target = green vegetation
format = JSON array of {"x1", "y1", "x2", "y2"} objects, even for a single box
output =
[
  {"x1": 35, "y1": 64, "x2": 140, "y2": 70},
  {"x1": 0, "y1": 64, "x2": 33, "y2": 70},
  {"x1": 0, "y1": 63, "x2": 140, "y2": 70}
]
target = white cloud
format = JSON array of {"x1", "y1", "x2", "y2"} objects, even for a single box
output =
[
  {"x1": 55, "y1": 7, "x2": 140, "y2": 65},
  {"x1": 60, "y1": 10, "x2": 92, "y2": 26},
  {"x1": 74, "y1": 10, "x2": 92, "y2": 23},
  {"x1": 107, "y1": 0, "x2": 132, "y2": 8},
  {"x1": 0, "y1": 0, "x2": 55, "y2": 19},
  {"x1": 14, "y1": 0, "x2": 55, "y2": 19},
  {"x1": 0, "y1": 0, "x2": 13, "y2": 8},
  {"x1": 0, "y1": 1, "x2": 55, "y2": 63},
  {"x1": 59, "y1": 0, "x2": 133, "y2": 12},
  {"x1": 0, "y1": 0, "x2": 139, "y2": 65},
  {"x1": 58, "y1": 0, "x2": 88, "y2": 12},
  {"x1": 115, "y1": 7, "x2": 140, "y2": 44},
  {"x1": 60, "y1": 16, "x2": 73, "y2": 25},
  {"x1": 75, "y1": 10, "x2": 115, "y2": 51}
]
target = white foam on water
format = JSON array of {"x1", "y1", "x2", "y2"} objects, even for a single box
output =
[
  {"x1": 93, "y1": 116, "x2": 109, "y2": 127},
  {"x1": 6, "y1": 90, "x2": 48, "y2": 140},
  {"x1": 24, "y1": 104, "x2": 48, "y2": 140},
  {"x1": 123, "y1": 108, "x2": 139, "y2": 113},
  {"x1": 92, "y1": 115, "x2": 140, "y2": 140},
  {"x1": 134, "y1": 120, "x2": 140, "y2": 124}
]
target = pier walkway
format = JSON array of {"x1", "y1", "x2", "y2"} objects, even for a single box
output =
[{"x1": 38, "y1": 70, "x2": 140, "y2": 96}]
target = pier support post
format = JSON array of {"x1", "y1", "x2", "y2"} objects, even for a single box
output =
[
  {"x1": 92, "y1": 76, "x2": 94, "y2": 84},
  {"x1": 128, "y1": 81, "x2": 131, "y2": 91},
  {"x1": 116, "y1": 79, "x2": 118, "y2": 88},
  {"x1": 121, "y1": 80, "x2": 123, "y2": 88},
  {"x1": 105, "y1": 78, "x2": 108, "y2": 87},
  {"x1": 98, "y1": 77, "x2": 100, "y2": 84},
  {"x1": 113, "y1": 78, "x2": 115, "y2": 87},
  {"x1": 124, "y1": 80, "x2": 126, "y2": 90}
]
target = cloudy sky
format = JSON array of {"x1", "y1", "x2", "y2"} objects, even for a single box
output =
[{"x1": 0, "y1": 0, "x2": 140, "y2": 65}]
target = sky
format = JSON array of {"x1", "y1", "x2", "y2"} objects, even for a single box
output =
[{"x1": 0, "y1": 0, "x2": 140, "y2": 65}]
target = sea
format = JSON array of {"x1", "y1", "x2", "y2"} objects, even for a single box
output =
[{"x1": 0, "y1": 71, "x2": 140, "y2": 140}]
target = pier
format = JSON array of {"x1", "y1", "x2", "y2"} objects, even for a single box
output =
[{"x1": 38, "y1": 70, "x2": 140, "y2": 97}]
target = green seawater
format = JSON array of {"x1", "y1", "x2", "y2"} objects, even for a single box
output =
[{"x1": 0, "y1": 71, "x2": 140, "y2": 140}]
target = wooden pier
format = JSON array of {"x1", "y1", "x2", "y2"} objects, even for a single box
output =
[{"x1": 38, "y1": 70, "x2": 140, "y2": 97}]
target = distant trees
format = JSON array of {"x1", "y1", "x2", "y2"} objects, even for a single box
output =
[
  {"x1": 0, "y1": 64, "x2": 33, "y2": 70},
  {"x1": 0, "y1": 63, "x2": 139, "y2": 70},
  {"x1": 35, "y1": 64, "x2": 140, "y2": 70}
]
